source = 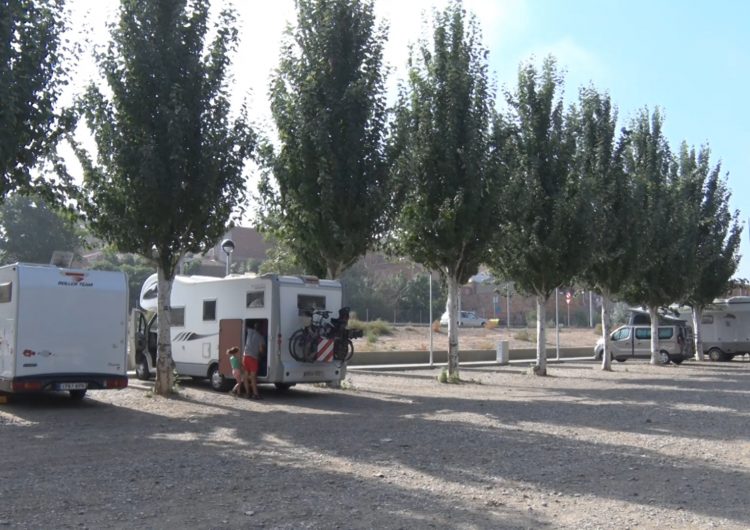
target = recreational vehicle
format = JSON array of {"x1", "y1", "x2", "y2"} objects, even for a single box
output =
[
  {"x1": 0, "y1": 263, "x2": 129, "y2": 399},
  {"x1": 697, "y1": 297, "x2": 750, "y2": 361},
  {"x1": 131, "y1": 273, "x2": 358, "y2": 391}
]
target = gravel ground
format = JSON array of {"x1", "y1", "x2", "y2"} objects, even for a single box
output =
[{"x1": 1, "y1": 359, "x2": 749, "y2": 529}]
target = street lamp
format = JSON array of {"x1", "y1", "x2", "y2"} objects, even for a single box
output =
[{"x1": 221, "y1": 238, "x2": 235, "y2": 277}]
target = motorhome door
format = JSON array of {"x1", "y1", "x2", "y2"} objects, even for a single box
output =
[{"x1": 218, "y1": 319, "x2": 243, "y2": 377}]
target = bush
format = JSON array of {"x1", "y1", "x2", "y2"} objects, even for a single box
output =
[
  {"x1": 349, "y1": 318, "x2": 393, "y2": 337},
  {"x1": 514, "y1": 329, "x2": 533, "y2": 342},
  {"x1": 594, "y1": 323, "x2": 602, "y2": 335}
]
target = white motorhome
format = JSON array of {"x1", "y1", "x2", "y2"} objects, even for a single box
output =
[
  {"x1": 131, "y1": 273, "x2": 355, "y2": 391},
  {"x1": 0, "y1": 263, "x2": 129, "y2": 399},
  {"x1": 698, "y1": 297, "x2": 750, "y2": 361}
]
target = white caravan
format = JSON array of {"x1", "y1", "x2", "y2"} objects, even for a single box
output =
[
  {"x1": 0, "y1": 263, "x2": 129, "y2": 399},
  {"x1": 698, "y1": 297, "x2": 750, "y2": 361},
  {"x1": 131, "y1": 273, "x2": 352, "y2": 391}
]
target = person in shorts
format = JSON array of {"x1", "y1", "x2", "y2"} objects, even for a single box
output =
[
  {"x1": 227, "y1": 347, "x2": 246, "y2": 397},
  {"x1": 243, "y1": 322, "x2": 264, "y2": 399}
]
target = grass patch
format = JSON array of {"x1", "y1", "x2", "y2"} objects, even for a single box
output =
[
  {"x1": 437, "y1": 367, "x2": 462, "y2": 384},
  {"x1": 349, "y1": 318, "x2": 393, "y2": 337},
  {"x1": 513, "y1": 329, "x2": 535, "y2": 342}
]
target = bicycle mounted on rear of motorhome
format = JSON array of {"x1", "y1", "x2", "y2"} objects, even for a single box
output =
[{"x1": 288, "y1": 307, "x2": 362, "y2": 363}]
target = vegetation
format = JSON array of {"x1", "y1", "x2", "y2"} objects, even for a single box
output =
[
  {"x1": 261, "y1": 0, "x2": 395, "y2": 279},
  {"x1": 391, "y1": 2, "x2": 500, "y2": 379},
  {"x1": 75, "y1": 0, "x2": 255, "y2": 395}
]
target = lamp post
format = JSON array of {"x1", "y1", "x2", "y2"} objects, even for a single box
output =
[{"x1": 221, "y1": 239, "x2": 235, "y2": 277}]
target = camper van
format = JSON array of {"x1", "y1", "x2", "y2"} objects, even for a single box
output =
[
  {"x1": 698, "y1": 297, "x2": 750, "y2": 361},
  {"x1": 0, "y1": 263, "x2": 129, "y2": 399},
  {"x1": 131, "y1": 273, "x2": 356, "y2": 391},
  {"x1": 594, "y1": 309, "x2": 692, "y2": 364}
]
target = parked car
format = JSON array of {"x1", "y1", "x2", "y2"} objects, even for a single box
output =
[
  {"x1": 440, "y1": 310, "x2": 487, "y2": 328},
  {"x1": 594, "y1": 323, "x2": 690, "y2": 364}
]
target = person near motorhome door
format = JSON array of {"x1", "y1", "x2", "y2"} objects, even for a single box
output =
[
  {"x1": 243, "y1": 323, "x2": 264, "y2": 400},
  {"x1": 227, "y1": 347, "x2": 246, "y2": 397}
]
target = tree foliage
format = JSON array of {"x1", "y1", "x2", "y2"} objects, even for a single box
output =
[
  {"x1": 0, "y1": 193, "x2": 82, "y2": 263},
  {"x1": 261, "y1": 0, "x2": 393, "y2": 278},
  {"x1": 391, "y1": 1, "x2": 499, "y2": 378},
  {"x1": 75, "y1": 0, "x2": 255, "y2": 394},
  {"x1": 88, "y1": 249, "x2": 155, "y2": 310},
  {"x1": 0, "y1": 0, "x2": 72, "y2": 203}
]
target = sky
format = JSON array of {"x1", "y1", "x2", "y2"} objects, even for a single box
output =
[{"x1": 66, "y1": 0, "x2": 750, "y2": 280}]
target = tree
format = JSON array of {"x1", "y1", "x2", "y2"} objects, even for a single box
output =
[
  {"x1": 677, "y1": 145, "x2": 742, "y2": 360},
  {"x1": 1, "y1": 0, "x2": 72, "y2": 203},
  {"x1": 0, "y1": 193, "x2": 82, "y2": 263},
  {"x1": 76, "y1": 0, "x2": 255, "y2": 395},
  {"x1": 391, "y1": 2, "x2": 499, "y2": 380},
  {"x1": 574, "y1": 87, "x2": 632, "y2": 371},
  {"x1": 619, "y1": 109, "x2": 686, "y2": 364},
  {"x1": 260, "y1": 0, "x2": 394, "y2": 279},
  {"x1": 488, "y1": 57, "x2": 587, "y2": 376}
]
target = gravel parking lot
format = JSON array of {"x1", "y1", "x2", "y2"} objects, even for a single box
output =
[{"x1": 1, "y1": 359, "x2": 749, "y2": 529}]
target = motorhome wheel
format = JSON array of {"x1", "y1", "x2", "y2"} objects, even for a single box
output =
[
  {"x1": 275, "y1": 383, "x2": 294, "y2": 392},
  {"x1": 209, "y1": 364, "x2": 230, "y2": 392},
  {"x1": 707, "y1": 348, "x2": 724, "y2": 362}
]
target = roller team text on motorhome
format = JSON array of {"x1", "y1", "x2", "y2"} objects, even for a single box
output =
[
  {"x1": 131, "y1": 273, "x2": 359, "y2": 391},
  {"x1": 0, "y1": 263, "x2": 129, "y2": 399}
]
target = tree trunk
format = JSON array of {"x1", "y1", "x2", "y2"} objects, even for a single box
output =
[
  {"x1": 446, "y1": 274, "x2": 460, "y2": 379},
  {"x1": 692, "y1": 306, "x2": 704, "y2": 361},
  {"x1": 153, "y1": 267, "x2": 176, "y2": 395},
  {"x1": 535, "y1": 295, "x2": 547, "y2": 376},
  {"x1": 600, "y1": 291, "x2": 612, "y2": 371},
  {"x1": 649, "y1": 306, "x2": 660, "y2": 365}
]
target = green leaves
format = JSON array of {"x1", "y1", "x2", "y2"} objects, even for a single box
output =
[
  {"x1": 77, "y1": 0, "x2": 255, "y2": 279},
  {"x1": 262, "y1": 0, "x2": 392, "y2": 278}
]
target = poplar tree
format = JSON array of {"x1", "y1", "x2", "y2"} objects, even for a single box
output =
[
  {"x1": 76, "y1": 0, "x2": 255, "y2": 395},
  {"x1": 261, "y1": 0, "x2": 393, "y2": 279},
  {"x1": 391, "y1": 1, "x2": 500, "y2": 380}
]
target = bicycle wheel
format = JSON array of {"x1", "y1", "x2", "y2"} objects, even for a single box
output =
[
  {"x1": 333, "y1": 338, "x2": 354, "y2": 362},
  {"x1": 289, "y1": 329, "x2": 307, "y2": 362},
  {"x1": 303, "y1": 333, "x2": 319, "y2": 363}
]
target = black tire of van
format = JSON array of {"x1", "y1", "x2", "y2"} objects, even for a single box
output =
[
  {"x1": 69, "y1": 389, "x2": 87, "y2": 400},
  {"x1": 135, "y1": 354, "x2": 151, "y2": 380},
  {"x1": 658, "y1": 350, "x2": 671, "y2": 365},
  {"x1": 275, "y1": 383, "x2": 295, "y2": 392},
  {"x1": 209, "y1": 364, "x2": 231, "y2": 392},
  {"x1": 670, "y1": 355, "x2": 685, "y2": 365},
  {"x1": 615, "y1": 357, "x2": 626, "y2": 363}
]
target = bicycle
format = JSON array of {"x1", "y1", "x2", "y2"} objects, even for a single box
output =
[{"x1": 289, "y1": 307, "x2": 362, "y2": 363}]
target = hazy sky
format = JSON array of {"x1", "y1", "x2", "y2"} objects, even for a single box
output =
[{"x1": 67, "y1": 0, "x2": 750, "y2": 280}]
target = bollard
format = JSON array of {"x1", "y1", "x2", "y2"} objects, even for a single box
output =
[{"x1": 496, "y1": 340, "x2": 509, "y2": 365}]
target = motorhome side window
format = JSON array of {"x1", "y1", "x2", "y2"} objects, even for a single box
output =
[
  {"x1": 0, "y1": 282, "x2": 11, "y2": 303},
  {"x1": 297, "y1": 295, "x2": 326, "y2": 312},
  {"x1": 203, "y1": 300, "x2": 216, "y2": 321},
  {"x1": 171, "y1": 307, "x2": 185, "y2": 327},
  {"x1": 246, "y1": 291, "x2": 264, "y2": 308},
  {"x1": 701, "y1": 315, "x2": 714, "y2": 325}
]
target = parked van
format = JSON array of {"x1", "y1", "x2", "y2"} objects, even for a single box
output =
[{"x1": 595, "y1": 313, "x2": 691, "y2": 365}]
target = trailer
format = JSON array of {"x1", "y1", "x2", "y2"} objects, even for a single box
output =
[
  {"x1": 0, "y1": 263, "x2": 129, "y2": 399},
  {"x1": 698, "y1": 297, "x2": 750, "y2": 361},
  {"x1": 131, "y1": 272, "x2": 356, "y2": 391}
]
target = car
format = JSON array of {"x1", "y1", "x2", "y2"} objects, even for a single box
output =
[{"x1": 440, "y1": 310, "x2": 487, "y2": 328}]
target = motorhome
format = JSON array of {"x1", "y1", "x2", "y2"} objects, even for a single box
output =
[
  {"x1": 697, "y1": 297, "x2": 750, "y2": 361},
  {"x1": 131, "y1": 273, "x2": 355, "y2": 391},
  {"x1": 0, "y1": 263, "x2": 129, "y2": 399}
]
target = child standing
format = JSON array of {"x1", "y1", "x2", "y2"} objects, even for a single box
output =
[{"x1": 227, "y1": 347, "x2": 244, "y2": 397}]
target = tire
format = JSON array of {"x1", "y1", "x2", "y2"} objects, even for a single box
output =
[
  {"x1": 208, "y1": 364, "x2": 230, "y2": 392},
  {"x1": 707, "y1": 348, "x2": 724, "y2": 362},
  {"x1": 135, "y1": 354, "x2": 151, "y2": 380},
  {"x1": 69, "y1": 389, "x2": 87, "y2": 400},
  {"x1": 671, "y1": 356, "x2": 684, "y2": 365},
  {"x1": 594, "y1": 348, "x2": 603, "y2": 361},
  {"x1": 275, "y1": 383, "x2": 294, "y2": 392},
  {"x1": 658, "y1": 350, "x2": 671, "y2": 365},
  {"x1": 615, "y1": 357, "x2": 626, "y2": 363},
  {"x1": 480, "y1": 322, "x2": 486, "y2": 328}
]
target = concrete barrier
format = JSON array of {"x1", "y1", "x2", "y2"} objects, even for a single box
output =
[{"x1": 348, "y1": 347, "x2": 592, "y2": 366}]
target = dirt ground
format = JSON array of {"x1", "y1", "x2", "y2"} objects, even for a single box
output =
[
  {"x1": 359, "y1": 325, "x2": 599, "y2": 352},
  {"x1": 1, "y1": 357, "x2": 749, "y2": 529}
]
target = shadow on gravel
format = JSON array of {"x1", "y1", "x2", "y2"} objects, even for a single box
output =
[{"x1": 2, "y1": 362, "x2": 749, "y2": 529}]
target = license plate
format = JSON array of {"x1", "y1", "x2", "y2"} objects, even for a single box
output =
[{"x1": 57, "y1": 382, "x2": 87, "y2": 390}]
